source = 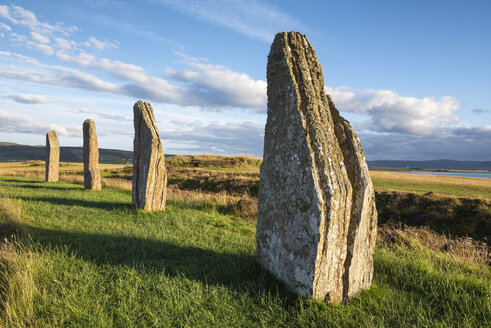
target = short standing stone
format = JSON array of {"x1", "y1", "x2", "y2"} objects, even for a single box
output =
[
  {"x1": 132, "y1": 100, "x2": 167, "y2": 211},
  {"x1": 256, "y1": 31, "x2": 377, "y2": 304},
  {"x1": 83, "y1": 119, "x2": 101, "y2": 190},
  {"x1": 45, "y1": 130, "x2": 60, "y2": 182}
]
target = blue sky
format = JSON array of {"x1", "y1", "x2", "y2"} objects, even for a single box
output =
[{"x1": 0, "y1": 0, "x2": 490, "y2": 160}]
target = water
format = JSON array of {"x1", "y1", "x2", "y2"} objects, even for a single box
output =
[{"x1": 379, "y1": 170, "x2": 491, "y2": 178}]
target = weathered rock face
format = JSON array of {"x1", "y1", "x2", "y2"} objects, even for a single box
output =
[
  {"x1": 132, "y1": 100, "x2": 167, "y2": 211},
  {"x1": 83, "y1": 119, "x2": 101, "y2": 190},
  {"x1": 45, "y1": 130, "x2": 60, "y2": 182},
  {"x1": 256, "y1": 31, "x2": 377, "y2": 304}
]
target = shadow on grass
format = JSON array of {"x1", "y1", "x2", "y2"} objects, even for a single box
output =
[
  {"x1": 15, "y1": 195, "x2": 133, "y2": 211},
  {"x1": 10, "y1": 223, "x2": 295, "y2": 302},
  {"x1": 7, "y1": 183, "x2": 83, "y2": 191},
  {"x1": 0, "y1": 178, "x2": 45, "y2": 184},
  {"x1": 0, "y1": 177, "x2": 84, "y2": 191}
]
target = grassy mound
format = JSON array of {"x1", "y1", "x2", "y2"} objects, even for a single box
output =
[{"x1": 376, "y1": 192, "x2": 490, "y2": 244}]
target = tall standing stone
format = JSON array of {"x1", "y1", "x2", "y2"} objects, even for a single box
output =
[
  {"x1": 83, "y1": 119, "x2": 101, "y2": 190},
  {"x1": 256, "y1": 32, "x2": 377, "y2": 304},
  {"x1": 132, "y1": 100, "x2": 167, "y2": 211},
  {"x1": 45, "y1": 130, "x2": 60, "y2": 182}
]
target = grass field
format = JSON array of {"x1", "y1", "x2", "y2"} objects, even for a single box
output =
[
  {"x1": 0, "y1": 161, "x2": 127, "y2": 178},
  {"x1": 371, "y1": 171, "x2": 491, "y2": 199},
  {"x1": 0, "y1": 157, "x2": 489, "y2": 327},
  {"x1": 2, "y1": 157, "x2": 490, "y2": 200}
]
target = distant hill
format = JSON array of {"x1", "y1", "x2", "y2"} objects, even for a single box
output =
[
  {"x1": 1, "y1": 143, "x2": 490, "y2": 170},
  {"x1": 367, "y1": 159, "x2": 491, "y2": 171},
  {"x1": 0, "y1": 143, "x2": 133, "y2": 164}
]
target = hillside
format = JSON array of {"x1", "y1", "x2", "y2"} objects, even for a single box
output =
[
  {"x1": 2, "y1": 143, "x2": 491, "y2": 170},
  {"x1": 0, "y1": 143, "x2": 133, "y2": 164}
]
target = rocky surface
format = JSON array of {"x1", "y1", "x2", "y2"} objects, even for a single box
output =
[
  {"x1": 45, "y1": 130, "x2": 59, "y2": 182},
  {"x1": 132, "y1": 100, "x2": 167, "y2": 211},
  {"x1": 256, "y1": 31, "x2": 377, "y2": 304},
  {"x1": 83, "y1": 119, "x2": 101, "y2": 190}
]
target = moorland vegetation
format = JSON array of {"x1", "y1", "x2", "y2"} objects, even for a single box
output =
[{"x1": 0, "y1": 155, "x2": 489, "y2": 327}]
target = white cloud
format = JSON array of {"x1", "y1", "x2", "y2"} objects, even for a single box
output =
[
  {"x1": 0, "y1": 6, "x2": 81, "y2": 58},
  {"x1": 30, "y1": 31, "x2": 50, "y2": 44},
  {"x1": 69, "y1": 52, "x2": 148, "y2": 82},
  {"x1": 163, "y1": 120, "x2": 265, "y2": 155},
  {"x1": 54, "y1": 37, "x2": 76, "y2": 51},
  {"x1": 360, "y1": 126, "x2": 491, "y2": 161},
  {"x1": 0, "y1": 66, "x2": 121, "y2": 94},
  {"x1": 0, "y1": 110, "x2": 81, "y2": 136},
  {"x1": 0, "y1": 48, "x2": 463, "y2": 128},
  {"x1": 0, "y1": 6, "x2": 7, "y2": 18},
  {"x1": 9, "y1": 31, "x2": 54, "y2": 55},
  {"x1": 51, "y1": 65, "x2": 122, "y2": 92},
  {"x1": 32, "y1": 43, "x2": 54, "y2": 55},
  {"x1": 168, "y1": 53, "x2": 267, "y2": 110},
  {"x1": 0, "y1": 50, "x2": 40, "y2": 65},
  {"x1": 155, "y1": 0, "x2": 305, "y2": 42},
  {"x1": 0, "y1": 22, "x2": 11, "y2": 31},
  {"x1": 83, "y1": 36, "x2": 118, "y2": 50},
  {"x1": 4, "y1": 94, "x2": 51, "y2": 104},
  {"x1": 326, "y1": 86, "x2": 460, "y2": 135},
  {"x1": 24, "y1": 50, "x2": 267, "y2": 110},
  {"x1": 75, "y1": 107, "x2": 131, "y2": 122},
  {"x1": 0, "y1": 5, "x2": 76, "y2": 36}
]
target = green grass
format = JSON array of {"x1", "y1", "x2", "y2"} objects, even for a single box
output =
[
  {"x1": 371, "y1": 175, "x2": 491, "y2": 199},
  {"x1": 373, "y1": 179, "x2": 490, "y2": 198},
  {"x1": 0, "y1": 176, "x2": 489, "y2": 327}
]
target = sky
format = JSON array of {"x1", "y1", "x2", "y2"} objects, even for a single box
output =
[{"x1": 0, "y1": 0, "x2": 490, "y2": 160}]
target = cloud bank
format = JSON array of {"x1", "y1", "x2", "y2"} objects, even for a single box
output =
[
  {"x1": 0, "y1": 5, "x2": 488, "y2": 160},
  {"x1": 163, "y1": 120, "x2": 265, "y2": 155},
  {"x1": 0, "y1": 110, "x2": 81, "y2": 136},
  {"x1": 326, "y1": 86, "x2": 460, "y2": 135},
  {"x1": 4, "y1": 93, "x2": 51, "y2": 104}
]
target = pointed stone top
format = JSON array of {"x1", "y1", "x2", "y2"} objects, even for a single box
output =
[
  {"x1": 46, "y1": 130, "x2": 59, "y2": 147},
  {"x1": 269, "y1": 31, "x2": 325, "y2": 97},
  {"x1": 83, "y1": 119, "x2": 96, "y2": 134},
  {"x1": 270, "y1": 32, "x2": 316, "y2": 59},
  {"x1": 133, "y1": 100, "x2": 160, "y2": 140},
  {"x1": 47, "y1": 130, "x2": 58, "y2": 138}
]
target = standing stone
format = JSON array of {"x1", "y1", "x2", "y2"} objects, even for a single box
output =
[
  {"x1": 45, "y1": 130, "x2": 60, "y2": 182},
  {"x1": 83, "y1": 119, "x2": 101, "y2": 190},
  {"x1": 132, "y1": 100, "x2": 167, "y2": 211},
  {"x1": 256, "y1": 31, "x2": 377, "y2": 304}
]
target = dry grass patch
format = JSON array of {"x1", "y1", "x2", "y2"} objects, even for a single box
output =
[
  {"x1": 0, "y1": 194, "x2": 23, "y2": 238},
  {"x1": 167, "y1": 185, "x2": 258, "y2": 221},
  {"x1": 0, "y1": 162, "x2": 126, "y2": 177},
  {"x1": 167, "y1": 167, "x2": 259, "y2": 196},
  {"x1": 378, "y1": 225, "x2": 489, "y2": 266}
]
